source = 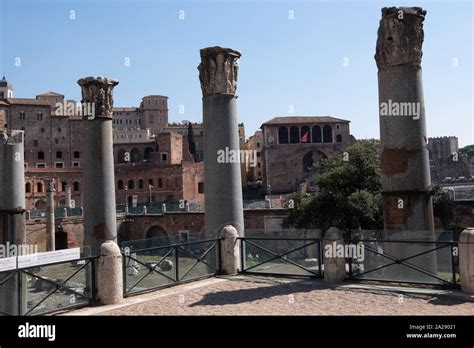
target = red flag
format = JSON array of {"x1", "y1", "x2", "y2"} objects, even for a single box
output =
[{"x1": 301, "y1": 132, "x2": 308, "y2": 143}]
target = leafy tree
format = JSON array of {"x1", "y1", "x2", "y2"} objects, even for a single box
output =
[
  {"x1": 433, "y1": 188, "x2": 455, "y2": 229},
  {"x1": 283, "y1": 140, "x2": 383, "y2": 235},
  {"x1": 284, "y1": 140, "x2": 456, "y2": 235}
]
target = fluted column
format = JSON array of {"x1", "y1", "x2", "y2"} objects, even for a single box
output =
[{"x1": 198, "y1": 46, "x2": 244, "y2": 236}]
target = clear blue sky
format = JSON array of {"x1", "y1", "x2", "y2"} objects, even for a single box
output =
[{"x1": 1, "y1": 0, "x2": 472, "y2": 146}]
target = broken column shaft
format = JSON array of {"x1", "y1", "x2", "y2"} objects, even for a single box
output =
[
  {"x1": 198, "y1": 46, "x2": 245, "y2": 236},
  {"x1": 375, "y1": 7, "x2": 434, "y2": 232},
  {"x1": 78, "y1": 77, "x2": 119, "y2": 256},
  {"x1": 0, "y1": 130, "x2": 26, "y2": 315},
  {"x1": 46, "y1": 179, "x2": 56, "y2": 251}
]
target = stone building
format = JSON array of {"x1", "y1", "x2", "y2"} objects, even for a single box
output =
[
  {"x1": 246, "y1": 129, "x2": 264, "y2": 182},
  {"x1": 0, "y1": 77, "x2": 204, "y2": 210},
  {"x1": 260, "y1": 116, "x2": 352, "y2": 193},
  {"x1": 427, "y1": 136, "x2": 472, "y2": 184}
]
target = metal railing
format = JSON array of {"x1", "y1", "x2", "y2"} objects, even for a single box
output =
[
  {"x1": 122, "y1": 238, "x2": 221, "y2": 296},
  {"x1": 239, "y1": 237, "x2": 323, "y2": 278},
  {"x1": 0, "y1": 255, "x2": 98, "y2": 316},
  {"x1": 346, "y1": 238, "x2": 458, "y2": 287}
]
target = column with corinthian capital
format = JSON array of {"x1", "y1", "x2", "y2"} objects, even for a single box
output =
[{"x1": 198, "y1": 46, "x2": 244, "y2": 237}]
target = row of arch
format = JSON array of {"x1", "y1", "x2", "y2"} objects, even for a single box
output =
[
  {"x1": 117, "y1": 147, "x2": 155, "y2": 163},
  {"x1": 26, "y1": 181, "x2": 80, "y2": 193},
  {"x1": 278, "y1": 125, "x2": 342, "y2": 144}
]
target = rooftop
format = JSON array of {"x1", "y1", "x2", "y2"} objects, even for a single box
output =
[{"x1": 261, "y1": 116, "x2": 350, "y2": 127}]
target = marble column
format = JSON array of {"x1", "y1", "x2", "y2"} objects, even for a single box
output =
[
  {"x1": 375, "y1": 7, "x2": 434, "y2": 233},
  {"x1": 46, "y1": 179, "x2": 56, "y2": 251},
  {"x1": 198, "y1": 46, "x2": 245, "y2": 236},
  {"x1": 77, "y1": 76, "x2": 119, "y2": 256}
]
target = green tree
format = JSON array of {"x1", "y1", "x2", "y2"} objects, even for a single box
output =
[
  {"x1": 187, "y1": 122, "x2": 196, "y2": 158},
  {"x1": 283, "y1": 140, "x2": 383, "y2": 234},
  {"x1": 284, "y1": 140, "x2": 457, "y2": 235}
]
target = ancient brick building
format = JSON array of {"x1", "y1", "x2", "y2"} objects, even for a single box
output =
[
  {"x1": 260, "y1": 116, "x2": 352, "y2": 193},
  {"x1": 427, "y1": 136, "x2": 472, "y2": 184},
  {"x1": 0, "y1": 77, "x2": 204, "y2": 210},
  {"x1": 246, "y1": 129, "x2": 264, "y2": 182}
]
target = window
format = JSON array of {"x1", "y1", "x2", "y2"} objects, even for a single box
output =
[
  {"x1": 312, "y1": 126, "x2": 322, "y2": 143},
  {"x1": 73, "y1": 182, "x2": 80, "y2": 191},
  {"x1": 25, "y1": 183, "x2": 31, "y2": 193},
  {"x1": 336, "y1": 124, "x2": 340, "y2": 130},
  {"x1": 138, "y1": 179, "x2": 144, "y2": 189},
  {"x1": 198, "y1": 182, "x2": 204, "y2": 193},
  {"x1": 37, "y1": 182, "x2": 44, "y2": 193},
  {"x1": 41, "y1": 127, "x2": 45, "y2": 133},
  {"x1": 117, "y1": 180, "x2": 124, "y2": 190},
  {"x1": 128, "y1": 180, "x2": 134, "y2": 189},
  {"x1": 257, "y1": 142, "x2": 260, "y2": 148},
  {"x1": 290, "y1": 126, "x2": 300, "y2": 144},
  {"x1": 73, "y1": 151, "x2": 80, "y2": 159},
  {"x1": 336, "y1": 134, "x2": 342, "y2": 143},
  {"x1": 36, "y1": 163, "x2": 46, "y2": 168},
  {"x1": 20, "y1": 111, "x2": 26, "y2": 120},
  {"x1": 55, "y1": 162, "x2": 64, "y2": 168},
  {"x1": 62, "y1": 182, "x2": 67, "y2": 192},
  {"x1": 38, "y1": 151, "x2": 45, "y2": 160},
  {"x1": 161, "y1": 153, "x2": 167, "y2": 162},
  {"x1": 55, "y1": 139, "x2": 59, "y2": 144},
  {"x1": 148, "y1": 115, "x2": 154, "y2": 124},
  {"x1": 33, "y1": 140, "x2": 38, "y2": 147},
  {"x1": 158, "y1": 178, "x2": 163, "y2": 188},
  {"x1": 58, "y1": 127, "x2": 62, "y2": 132},
  {"x1": 179, "y1": 230, "x2": 190, "y2": 243},
  {"x1": 278, "y1": 126, "x2": 289, "y2": 144},
  {"x1": 72, "y1": 161, "x2": 80, "y2": 167},
  {"x1": 56, "y1": 151, "x2": 63, "y2": 159},
  {"x1": 36, "y1": 112, "x2": 43, "y2": 120},
  {"x1": 323, "y1": 125, "x2": 333, "y2": 143},
  {"x1": 301, "y1": 126, "x2": 310, "y2": 143},
  {"x1": 148, "y1": 179, "x2": 154, "y2": 187}
]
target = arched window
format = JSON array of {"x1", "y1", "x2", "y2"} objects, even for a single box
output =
[
  {"x1": 117, "y1": 149, "x2": 127, "y2": 163},
  {"x1": 158, "y1": 178, "x2": 163, "y2": 188},
  {"x1": 73, "y1": 151, "x2": 80, "y2": 159},
  {"x1": 301, "y1": 126, "x2": 310, "y2": 143},
  {"x1": 312, "y1": 126, "x2": 322, "y2": 143},
  {"x1": 25, "y1": 182, "x2": 31, "y2": 193},
  {"x1": 290, "y1": 126, "x2": 300, "y2": 144},
  {"x1": 278, "y1": 126, "x2": 288, "y2": 144},
  {"x1": 144, "y1": 147, "x2": 154, "y2": 160},
  {"x1": 37, "y1": 182, "x2": 43, "y2": 193},
  {"x1": 131, "y1": 148, "x2": 140, "y2": 162},
  {"x1": 148, "y1": 179, "x2": 154, "y2": 187},
  {"x1": 117, "y1": 180, "x2": 124, "y2": 190},
  {"x1": 128, "y1": 180, "x2": 134, "y2": 189},
  {"x1": 62, "y1": 181, "x2": 67, "y2": 192},
  {"x1": 138, "y1": 179, "x2": 144, "y2": 189},
  {"x1": 38, "y1": 151, "x2": 45, "y2": 160},
  {"x1": 323, "y1": 125, "x2": 333, "y2": 143},
  {"x1": 336, "y1": 134, "x2": 342, "y2": 143},
  {"x1": 73, "y1": 182, "x2": 80, "y2": 192}
]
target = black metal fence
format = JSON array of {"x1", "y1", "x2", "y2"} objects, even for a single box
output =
[
  {"x1": 239, "y1": 237, "x2": 323, "y2": 278},
  {"x1": 0, "y1": 255, "x2": 98, "y2": 316},
  {"x1": 122, "y1": 238, "x2": 221, "y2": 296},
  {"x1": 346, "y1": 239, "x2": 459, "y2": 287}
]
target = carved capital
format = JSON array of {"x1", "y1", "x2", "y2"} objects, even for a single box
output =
[
  {"x1": 375, "y1": 7, "x2": 426, "y2": 70},
  {"x1": 198, "y1": 46, "x2": 241, "y2": 97},
  {"x1": 77, "y1": 76, "x2": 119, "y2": 118},
  {"x1": 46, "y1": 178, "x2": 56, "y2": 193}
]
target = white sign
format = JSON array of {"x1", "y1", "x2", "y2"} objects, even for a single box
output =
[
  {"x1": 17, "y1": 248, "x2": 81, "y2": 269},
  {"x1": 0, "y1": 256, "x2": 17, "y2": 272}
]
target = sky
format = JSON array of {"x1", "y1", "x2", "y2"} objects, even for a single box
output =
[{"x1": 1, "y1": 0, "x2": 473, "y2": 146}]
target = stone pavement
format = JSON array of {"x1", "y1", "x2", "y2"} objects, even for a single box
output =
[{"x1": 63, "y1": 275, "x2": 474, "y2": 316}]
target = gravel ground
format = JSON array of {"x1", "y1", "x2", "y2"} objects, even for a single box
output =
[{"x1": 96, "y1": 277, "x2": 474, "y2": 316}]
